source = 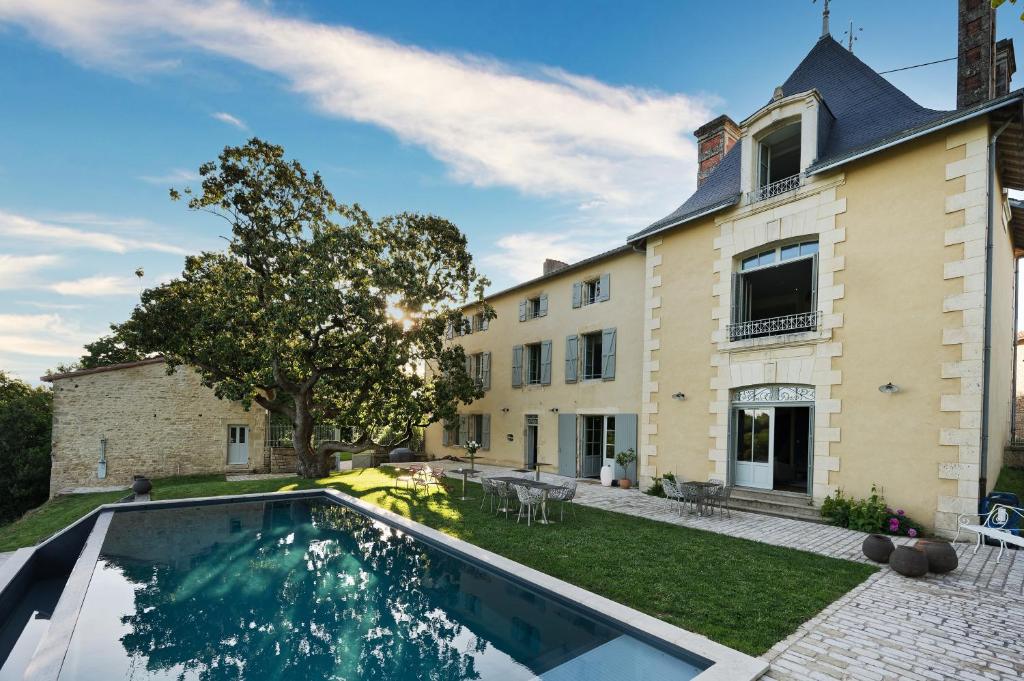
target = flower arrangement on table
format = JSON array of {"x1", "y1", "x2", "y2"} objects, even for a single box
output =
[{"x1": 463, "y1": 440, "x2": 480, "y2": 470}]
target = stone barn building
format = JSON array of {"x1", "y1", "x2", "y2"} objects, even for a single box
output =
[{"x1": 44, "y1": 358, "x2": 273, "y2": 495}]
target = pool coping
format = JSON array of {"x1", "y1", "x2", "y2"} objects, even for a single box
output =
[{"x1": 7, "y1": 489, "x2": 767, "y2": 681}]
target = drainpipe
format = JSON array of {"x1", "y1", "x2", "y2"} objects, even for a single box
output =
[
  {"x1": 1012, "y1": 256, "x2": 1020, "y2": 444},
  {"x1": 980, "y1": 117, "x2": 1013, "y2": 503}
]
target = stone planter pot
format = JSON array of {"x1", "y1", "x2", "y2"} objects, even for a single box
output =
[
  {"x1": 890, "y1": 545, "x2": 929, "y2": 578},
  {"x1": 915, "y1": 539, "x2": 958, "y2": 574},
  {"x1": 862, "y1": 534, "x2": 895, "y2": 563},
  {"x1": 619, "y1": 478, "x2": 632, "y2": 490},
  {"x1": 131, "y1": 476, "x2": 152, "y2": 495}
]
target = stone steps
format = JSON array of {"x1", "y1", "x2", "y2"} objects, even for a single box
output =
[{"x1": 727, "y1": 487, "x2": 824, "y2": 523}]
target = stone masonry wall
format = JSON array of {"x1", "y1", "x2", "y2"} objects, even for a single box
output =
[{"x1": 48, "y1": 360, "x2": 268, "y2": 495}]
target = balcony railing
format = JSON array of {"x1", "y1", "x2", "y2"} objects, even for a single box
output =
[
  {"x1": 727, "y1": 310, "x2": 820, "y2": 342},
  {"x1": 748, "y1": 173, "x2": 801, "y2": 203}
]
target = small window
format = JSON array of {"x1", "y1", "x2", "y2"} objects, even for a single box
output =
[
  {"x1": 526, "y1": 343, "x2": 542, "y2": 384},
  {"x1": 753, "y1": 121, "x2": 801, "y2": 202},
  {"x1": 472, "y1": 312, "x2": 486, "y2": 332},
  {"x1": 469, "y1": 352, "x2": 485, "y2": 385},
  {"x1": 582, "y1": 279, "x2": 601, "y2": 306},
  {"x1": 582, "y1": 332, "x2": 603, "y2": 380},
  {"x1": 528, "y1": 297, "x2": 542, "y2": 318}
]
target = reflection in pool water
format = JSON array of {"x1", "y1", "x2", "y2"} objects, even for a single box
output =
[{"x1": 57, "y1": 499, "x2": 703, "y2": 680}]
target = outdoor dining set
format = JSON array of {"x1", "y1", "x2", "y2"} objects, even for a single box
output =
[
  {"x1": 391, "y1": 462, "x2": 577, "y2": 526},
  {"x1": 661, "y1": 478, "x2": 732, "y2": 517}
]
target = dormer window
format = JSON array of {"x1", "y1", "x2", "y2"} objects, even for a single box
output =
[{"x1": 755, "y1": 122, "x2": 801, "y2": 202}]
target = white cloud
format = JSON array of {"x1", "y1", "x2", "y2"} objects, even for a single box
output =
[
  {"x1": 0, "y1": 209, "x2": 188, "y2": 255},
  {"x1": 480, "y1": 228, "x2": 623, "y2": 284},
  {"x1": 139, "y1": 168, "x2": 201, "y2": 184},
  {"x1": 0, "y1": 253, "x2": 62, "y2": 289},
  {"x1": 0, "y1": 313, "x2": 92, "y2": 357},
  {"x1": 50, "y1": 275, "x2": 140, "y2": 297},
  {"x1": 0, "y1": 0, "x2": 711, "y2": 214},
  {"x1": 211, "y1": 111, "x2": 247, "y2": 129}
]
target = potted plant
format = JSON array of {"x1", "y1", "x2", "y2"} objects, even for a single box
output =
[
  {"x1": 614, "y1": 448, "x2": 637, "y2": 489},
  {"x1": 464, "y1": 440, "x2": 480, "y2": 471}
]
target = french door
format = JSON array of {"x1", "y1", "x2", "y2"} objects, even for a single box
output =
[
  {"x1": 581, "y1": 415, "x2": 615, "y2": 478},
  {"x1": 228, "y1": 425, "x2": 249, "y2": 465},
  {"x1": 733, "y1": 408, "x2": 772, "y2": 489}
]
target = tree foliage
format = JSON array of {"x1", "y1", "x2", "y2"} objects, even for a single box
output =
[
  {"x1": 118, "y1": 139, "x2": 490, "y2": 477},
  {"x1": 0, "y1": 371, "x2": 52, "y2": 524}
]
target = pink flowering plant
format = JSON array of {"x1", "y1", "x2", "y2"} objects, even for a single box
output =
[{"x1": 821, "y1": 485, "x2": 924, "y2": 537}]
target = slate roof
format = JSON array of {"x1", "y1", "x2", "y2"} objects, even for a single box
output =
[{"x1": 629, "y1": 35, "x2": 1023, "y2": 242}]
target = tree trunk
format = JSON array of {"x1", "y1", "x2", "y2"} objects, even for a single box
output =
[{"x1": 291, "y1": 398, "x2": 330, "y2": 478}]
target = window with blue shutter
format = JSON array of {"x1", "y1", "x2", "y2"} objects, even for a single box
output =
[
  {"x1": 538, "y1": 294, "x2": 548, "y2": 317},
  {"x1": 601, "y1": 328, "x2": 616, "y2": 380},
  {"x1": 519, "y1": 300, "x2": 528, "y2": 322},
  {"x1": 572, "y1": 282, "x2": 582, "y2": 308},
  {"x1": 481, "y1": 414, "x2": 491, "y2": 450},
  {"x1": 512, "y1": 345, "x2": 523, "y2": 387},
  {"x1": 540, "y1": 340, "x2": 552, "y2": 385},
  {"x1": 599, "y1": 273, "x2": 611, "y2": 302},
  {"x1": 564, "y1": 334, "x2": 579, "y2": 383},
  {"x1": 481, "y1": 352, "x2": 491, "y2": 390}
]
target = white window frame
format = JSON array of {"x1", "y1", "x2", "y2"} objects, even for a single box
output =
[
  {"x1": 525, "y1": 342, "x2": 542, "y2": 385},
  {"x1": 581, "y1": 331, "x2": 603, "y2": 380}
]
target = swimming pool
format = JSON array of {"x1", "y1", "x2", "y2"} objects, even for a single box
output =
[{"x1": 10, "y1": 490, "x2": 767, "y2": 680}]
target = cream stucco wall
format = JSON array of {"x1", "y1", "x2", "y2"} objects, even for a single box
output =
[
  {"x1": 644, "y1": 116, "x2": 1017, "y2": 535},
  {"x1": 49, "y1": 360, "x2": 268, "y2": 495},
  {"x1": 986, "y1": 167, "x2": 1015, "y2": 489},
  {"x1": 424, "y1": 250, "x2": 645, "y2": 471}
]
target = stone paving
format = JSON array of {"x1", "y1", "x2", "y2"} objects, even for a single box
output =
[{"x1": 456, "y1": 463, "x2": 1024, "y2": 680}]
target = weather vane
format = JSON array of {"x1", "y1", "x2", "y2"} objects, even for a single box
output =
[{"x1": 843, "y1": 19, "x2": 862, "y2": 53}]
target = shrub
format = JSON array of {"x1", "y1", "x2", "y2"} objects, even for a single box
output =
[
  {"x1": 0, "y1": 372, "x2": 53, "y2": 524},
  {"x1": 821, "y1": 485, "x2": 924, "y2": 537},
  {"x1": 645, "y1": 472, "x2": 676, "y2": 498}
]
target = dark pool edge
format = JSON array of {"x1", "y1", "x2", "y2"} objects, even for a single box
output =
[{"x1": 5, "y1": 488, "x2": 768, "y2": 681}]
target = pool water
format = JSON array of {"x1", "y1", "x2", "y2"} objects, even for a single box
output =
[{"x1": 56, "y1": 499, "x2": 705, "y2": 680}]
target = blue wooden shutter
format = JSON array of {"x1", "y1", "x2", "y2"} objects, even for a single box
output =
[
  {"x1": 481, "y1": 352, "x2": 491, "y2": 390},
  {"x1": 564, "y1": 334, "x2": 579, "y2": 383},
  {"x1": 613, "y1": 414, "x2": 638, "y2": 481},
  {"x1": 538, "y1": 294, "x2": 548, "y2": 317},
  {"x1": 481, "y1": 314, "x2": 489, "y2": 331},
  {"x1": 599, "y1": 273, "x2": 611, "y2": 302},
  {"x1": 601, "y1": 328, "x2": 616, "y2": 380},
  {"x1": 540, "y1": 340, "x2": 553, "y2": 385},
  {"x1": 481, "y1": 414, "x2": 491, "y2": 450},
  {"x1": 519, "y1": 300, "x2": 528, "y2": 322},
  {"x1": 558, "y1": 413, "x2": 577, "y2": 477},
  {"x1": 442, "y1": 422, "x2": 451, "y2": 447},
  {"x1": 572, "y1": 282, "x2": 582, "y2": 308},
  {"x1": 512, "y1": 345, "x2": 523, "y2": 387},
  {"x1": 458, "y1": 416, "x2": 468, "y2": 446}
]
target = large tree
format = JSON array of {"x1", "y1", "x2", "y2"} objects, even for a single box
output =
[
  {"x1": 118, "y1": 139, "x2": 490, "y2": 477},
  {"x1": 0, "y1": 371, "x2": 52, "y2": 523}
]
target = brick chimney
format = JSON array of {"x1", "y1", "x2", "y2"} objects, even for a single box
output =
[
  {"x1": 995, "y1": 38, "x2": 1016, "y2": 97},
  {"x1": 957, "y1": 0, "x2": 997, "y2": 109},
  {"x1": 543, "y1": 258, "x2": 569, "y2": 276},
  {"x1": 694, "y1": 115, "x2": 740, "y2": 186}
]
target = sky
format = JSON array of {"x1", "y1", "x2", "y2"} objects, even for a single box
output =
[{"x1": 0, "y1": 1, "x2": 1022, "y2": 383}]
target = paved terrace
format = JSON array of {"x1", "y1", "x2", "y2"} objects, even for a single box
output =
[{"x1": 449, "y1": 463, "x2": 1024, "y2": 680}]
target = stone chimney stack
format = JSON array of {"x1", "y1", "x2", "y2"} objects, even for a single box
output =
[
  {"x1": 995, "y1": 38, "x2": 1017, "y2": 97},
  {"x1": 543, "y1": 258, "x2": 569, "y2": 276},
  {"x1": 957, "y1": 0, "x2": 997, "y2": 109},
  {"x1": 694, "y1": 115, "x2": 740, "y2": 186}
]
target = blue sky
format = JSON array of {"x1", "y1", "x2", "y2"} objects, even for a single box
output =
[{"x1": 0, "y1": 1, "x2": 1021, "y2": 383}]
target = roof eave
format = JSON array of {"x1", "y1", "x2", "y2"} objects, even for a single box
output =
[
  {"x1": 806, "y1": 91, "x2": 1024, "y2": 177},
  {"x1": 627, "y1": 196, "x2": 740, "y2": 244}
]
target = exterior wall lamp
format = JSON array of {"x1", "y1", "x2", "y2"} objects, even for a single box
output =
[
  {"x1": 501, "y1": 407, "x2": 510, "y2": 413},
  {"x1": 550, "y1": 407, "x2": 559, "y2": 413},
  {"x1": 672, "y1": 392, "x2": 686, "y2": 400},
  {"x1": 98, "y1": 436, "x2": 108, "y2": 480},
  {"x1": 878, "y1": 382, "x2": 900, "y2": 394}
]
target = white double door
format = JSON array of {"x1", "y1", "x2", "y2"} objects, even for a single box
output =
[
  {"x1": 228, "y1": 425, "x2": 249, "y2": 464},
  {"x1": 734, "y1": 408, "x2": 773, "y2": 489}
]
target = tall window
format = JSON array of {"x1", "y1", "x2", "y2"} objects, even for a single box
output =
[
  {"x1": 581, "y1": 415, "x2": 615, "y2": 478},
  {"x1": 582, "y1": 278, "x2": 601, "y2": 305},
  {"x1": 731, "y1": 240, "x2": 819, "y2": 341},
  {"x1": 527, "y1": 297, "x2": 542, "y2": 318},
  {"x1": 525, "y1": 343, "x2": 542, "y2": 384},
  {"x1": 582, "y1": 332, "x2": 603, "y2": 380},
  {"x1": 755, "y1": 122, "x2": 801, "y2": 201}
]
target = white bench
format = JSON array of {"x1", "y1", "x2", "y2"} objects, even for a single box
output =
[{"x1": 955, "y1": 504, "x2": 1024, "y2": 562}]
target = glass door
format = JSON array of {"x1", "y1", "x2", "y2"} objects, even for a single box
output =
[
  {"x1": 733, "y1": 408, "x2": 772, "y2": 489},
  {"x1": 524, "y1": 415, "x2": 538, "y2": 468}
]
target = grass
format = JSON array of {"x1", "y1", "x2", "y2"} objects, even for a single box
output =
[
  {"x1": 994, "y1": 465, "x2": 1024, "y2": 501},
  {"x1": 0, "y1": 467, "x2": 875, "y2": 656}
]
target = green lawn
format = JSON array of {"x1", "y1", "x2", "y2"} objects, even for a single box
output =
[
  {"x1": 994, "y1": 465, "x2": 1024, "y2": 501},
  {"x1": 0, "y1": 467, "x2": 875, "y2": 656}
]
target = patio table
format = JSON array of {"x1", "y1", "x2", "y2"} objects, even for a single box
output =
[
  {"x1": 686, "y1": 481, "x2": 720, "y2": 516},
  {"x1": 449, "y1": 468, "x2": 481, "y2": 501},
  {"x1": 492, "y1": 477, "x2": 562, "y2": 524},
  {"x1": 512, "y1": 462, "x2": 554, "y2": 481}
]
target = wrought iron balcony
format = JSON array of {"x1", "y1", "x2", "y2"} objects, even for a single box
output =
[
  {"x1": 727, "y1": 310, "x2": 820, "y2": 342},
  {"x1": 748, "y1": 173, "x2": 801, "y2": 203}
]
